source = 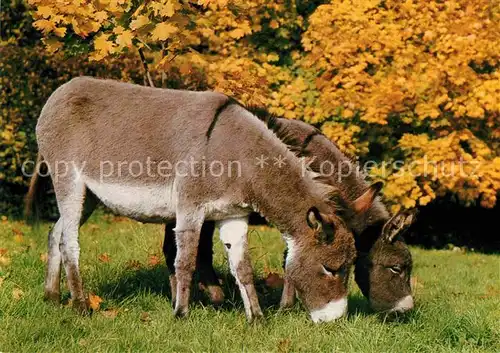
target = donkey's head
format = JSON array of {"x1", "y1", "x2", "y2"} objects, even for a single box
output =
[
  {"x1": 285, "y1": 206, "x2": 356, "y2": 323},
  {"x1": 354, "y1": 208, "x2": 417, "y2": 314}
]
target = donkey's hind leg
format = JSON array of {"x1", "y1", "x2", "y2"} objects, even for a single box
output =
[
  {"x1": 44, "y1": 218, "x2": 63, "y2": 303},
  {"x1": 219, "y1": 217, "x2": 263, "y2": 322},
  {"x1": 44, "y1": 190, "x2": 97, "y2": 306},
  {"x1": 53, "y1": 182, "x2": 90, "y2": 314}
]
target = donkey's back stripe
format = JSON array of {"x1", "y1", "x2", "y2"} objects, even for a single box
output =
[
  {"x1": 206, "y1": 97, "x2": 238, "y2": 140},
  {"x1": 301, "y1": 131, "x2": 321, "y2": 154}
]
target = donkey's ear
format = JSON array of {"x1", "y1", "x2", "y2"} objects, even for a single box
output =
[
  {"x1": 307, "y1": 207, "x2": 323, "y2": 232},
  {"x1": 352, "y1": 181, "x2": 384, "y2": 214},
  {"x1": 382, "y1": 208, "x2": 418, "y2": 243}
]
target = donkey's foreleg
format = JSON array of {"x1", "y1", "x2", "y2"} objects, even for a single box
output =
[
  {"x1": 44, "y1": 219, "x2": 63, "y2": 303},
  {"x1": 279, "y1": 247, "x2": 297, "y2": 308},
  {"x1": 219, "y1": 217, "x2": 263, "y2": 322},
  {"x1": 280, "y1": 276, "x2": 297, "y2": 308},
  {"x1": 164, "y1": 221, "x2": 224, "y2": 306},
  {"x1": 173, "y1": 216, "x2": 202, "y2": 318}
]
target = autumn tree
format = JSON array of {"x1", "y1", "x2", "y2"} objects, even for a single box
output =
[
  {"x1": 269, "y1": 0, "x2": 500, "y2": 211},
  {"x1": 6, "y1": 0, "x2": 500, "y2": 214}
]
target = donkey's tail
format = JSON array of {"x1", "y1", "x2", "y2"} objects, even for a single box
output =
[{"x1": 24, "y1": 153, "x2": 49, "y2": 225}]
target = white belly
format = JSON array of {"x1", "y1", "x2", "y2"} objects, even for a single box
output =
[
  {"x1": 84, "y1": 178, "x2": 251, "y2": 223},
  {"x1": 85, "y1": 179, "x2": 177, "y2": 222}
]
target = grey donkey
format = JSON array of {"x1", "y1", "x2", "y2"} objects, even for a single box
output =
[
  {"x1": 26, "y1": 77, "x2": 357, "y2": 323},
  {"x1": 163, "y1": 106, "x2": 417, "y2": 314}
]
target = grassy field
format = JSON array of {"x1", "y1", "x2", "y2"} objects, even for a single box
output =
[{"x1": 0, "y1": 213, "x2": 498, "y2": 353}]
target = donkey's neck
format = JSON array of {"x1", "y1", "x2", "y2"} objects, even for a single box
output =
[
  {"x1": 307, "y1": 139, "x2": 390, "y2": 223},
  {"x1": 230, "y1": 123, "x2": 330, "y2": 236},
  {"x1": 247, "y1": 158, "x2": 325, "y2": 236},
  {"x1": 266, "y1": 117, "x2": 390, "y2": 225}
]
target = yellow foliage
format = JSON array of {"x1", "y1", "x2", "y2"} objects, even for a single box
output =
[
  {"x1": 24, "y1": 0, "x2": 500, "y2": 210},
  {"x1": 151, "y1": 22, "x2": 178, "y2": 41}
]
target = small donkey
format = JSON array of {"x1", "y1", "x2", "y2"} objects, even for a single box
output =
[
  {"x1": 163, "y1": 109, "x2": 417, "y2": 314},
  {"x1": 26, "y1": 77, "x2": 356, "y2": 323}
]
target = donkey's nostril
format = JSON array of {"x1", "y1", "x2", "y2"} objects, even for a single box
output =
[
  {"x1": 392, "y1": 295, "x2": 414, "y2": 313},
  {"x1": 309, "y1": 297, "x2": 348, "y2": 323}
]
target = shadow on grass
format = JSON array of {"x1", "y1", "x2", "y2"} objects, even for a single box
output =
[
  {"x1": 347, "y1": 292, "x2": 424, "y2": 324},
  {"x1": 95, "y1": 264, "x2": 405, "y2": 322},
  {"x1": 347, "y1": 292, "x2": 372, "y2": 317},
  {"x1": 95, "y1": 264, "x2": 287, "y2": 313}
]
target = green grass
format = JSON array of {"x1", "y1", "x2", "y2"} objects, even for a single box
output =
[{"x1": 0, "y1": 213, "x2": 499, "y2": 352}]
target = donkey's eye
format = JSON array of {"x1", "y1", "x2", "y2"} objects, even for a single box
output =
[
  {"x1": 321, "y1": 265, "x2": 337, "y2": 276},
  {"x1": 389, "y1": 265, "x2": 402, "y2": 274}
]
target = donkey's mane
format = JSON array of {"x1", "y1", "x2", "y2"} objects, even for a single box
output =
[
  {"x1": 244, "y1": 105, "x2": 305, "y2": 155},
  {"x1": 245, "y1": 105, "x2": 368, "y2": 182},
  {"x1": 232, "y1": 101, "x2": 349, "y2": 213}
]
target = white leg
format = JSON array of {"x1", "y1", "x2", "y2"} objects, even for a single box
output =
[
  {"x1": 219, "y1": 217, "x2": 262, "y2": 322},
  {"x1": 57, "y1": 183, "x2": 87, "y2": 313},
  {"x1": 280, "y1": 234, "x2": 297, "y2": 308},
  {"x1": 44, "y1": 219, "x2": 63, "y2": 303}
]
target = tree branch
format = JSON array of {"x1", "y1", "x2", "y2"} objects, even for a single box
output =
[
  {"x1": 138, "y1": 47, "x2": 155, "y2": 88},
  {"x1": 161, "y1": 43, "x2": 167, "y2": 88}
]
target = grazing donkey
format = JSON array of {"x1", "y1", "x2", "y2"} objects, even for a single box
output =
[
  {"x1": 163, "y1": 109, "x2": 417, "y2": 314},
  {"x1": 26, "y1": 76, "x2": 356, "y2": 323}
]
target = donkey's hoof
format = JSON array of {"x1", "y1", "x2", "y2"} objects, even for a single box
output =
[
  {"x1": 73, "y1": 298, "x2": 90, "y2": 316},
  {"x1": 173, "y1": 306, "x2": 188, "y2": 319},
  {"x1": 279, "y1": 297, "x2": 296, "y2": 309},
  {"x1": 247, "y1": 312, "x2": 265, "y2": 324},
  {"x1": 206, "y1": 285, "x2": 225, "y2": 305},
  {"x1": 44, "y1": 291, "x2": 61, "y2": 304}
]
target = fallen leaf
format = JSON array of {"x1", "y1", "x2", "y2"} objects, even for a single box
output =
[
  {"x1": 1, "y1": 215, "x2": 7, "y2": 224},
  {"x1": 13, "y1": 228, "x2": 24, "y2": 243},
  {"x1": 148, "y1": 255, "x2": 161, "y2": 267},
  {"x1": 0, "y1": 256, "x2": 11, "y2": 266},
  {"x1": 98, "y1": 253, "x2": 111, "y2": 263},
  {"x1": 101, "y1": 309, "x2": 119, "y2": 319},
  {"x1": 88, "y1": 224, "x2": 100, "y2": 231},
  {"x1": 88, "y1": 293, "x2": 103, "y2": 311},
  {"x1": 479, "y1": 285, "x2": 500, "y2": 299},
  {"x1": 12, "y1": 287, "x2": 24, "y2": 300},
  {"x1": 0, "y1": 248, "x2": 7, "y2": 256},
  {"x1": 78, "y1": 339, "x2": 88, "y2": 347},
  {"x1": 278, "y1": 338, "x2": 291, "y2": 353},
  {"x1": 40, "y1": 252, "x2": 48, "y2": 263},
  {"x1": 265, "y1": 272, "x2": 284, "y2": 289},
  {"x1": 140, "y1": 311, "x2": 151, "y2": 323},
  {"x1": 125, "y1": 259, "x2": 142, "y2": 270}
]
